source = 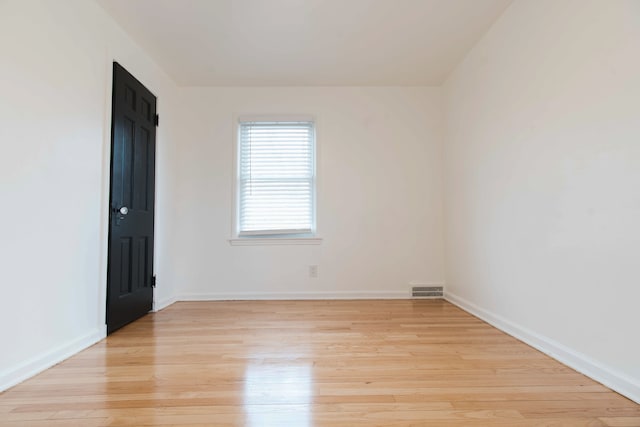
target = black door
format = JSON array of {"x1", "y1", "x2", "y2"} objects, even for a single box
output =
[{"x1": 107, "y1": 62, "x2": 156, "y2": 334}]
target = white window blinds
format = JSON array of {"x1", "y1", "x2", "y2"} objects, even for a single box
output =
[{"x1": 238, "y1": 120, "x2": 315, "y2": 236}]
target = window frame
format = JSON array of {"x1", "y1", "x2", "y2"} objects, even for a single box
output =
[{"x1": 230, "y1": 115, "x2": 321, "y2": 245}]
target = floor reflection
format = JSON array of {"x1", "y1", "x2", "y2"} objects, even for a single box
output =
[{"x1": 244, "y1": 364, "x2": 312, "y2": 426}]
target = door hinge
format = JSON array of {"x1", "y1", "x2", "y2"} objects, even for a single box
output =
[
  {"x1": 154, "y1": 114, "x2": 159, "y2": 127},
  {"x1": 151, "y1": 275, "x2": 157, "y2": 288}
]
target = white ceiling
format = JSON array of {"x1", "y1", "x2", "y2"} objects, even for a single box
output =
[{"x1": 97, "y1": 0, "x2": 512, "y2": 86}]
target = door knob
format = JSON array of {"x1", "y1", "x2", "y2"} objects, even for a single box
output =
[{"x1": 119, "y1": 206, "x2": 129, "y2": 215}]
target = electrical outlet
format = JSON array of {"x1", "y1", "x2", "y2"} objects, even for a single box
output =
[{"x1": 309, "y1": 265, "x2": 318, "y2": 278}]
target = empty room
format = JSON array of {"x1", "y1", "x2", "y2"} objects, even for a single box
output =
[{"x1": 1, "y1": 0, "x2": 639, "y2": 425}]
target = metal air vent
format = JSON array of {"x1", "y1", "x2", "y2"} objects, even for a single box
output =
[{"x1": 411, "y1": 286, "x2": 443, "y2": 298}]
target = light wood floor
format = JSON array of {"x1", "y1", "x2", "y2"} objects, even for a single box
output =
[{"x1": 1, "y1": 300, "x2": 639, "y2": 426}]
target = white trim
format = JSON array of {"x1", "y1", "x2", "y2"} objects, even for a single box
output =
[
  {"x1": 237, "y1": 114, "x2": 315, "y2": 123},
  {"x1": 97, "y1": 50, "x2": 115, "y2": 335},
  {"x1": 153, "y1": 296, "x2": 178, "y2": 312},
  {"x1": 229, "y1": 237, "x2": 323, "y2": 246},
  {"x1": 0, "y1": 327, "x2": 106, "y2": 392},
  {"x1": 445, "y1": 291, "x2": 640, "y2": 405},
  {"x1": 179, "y1": 291, "x2": 409, "y2": 301}
]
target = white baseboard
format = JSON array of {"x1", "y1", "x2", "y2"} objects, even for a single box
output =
[
  {"x1": 445, "y1": 291, "x2": 640, "y2": 405},
  {"x1": 0, "y1": 326, "x2": 106, "y2": 392},
  {"x1": 153, "y1": 296, "x2": 178, "y2": 312},
  {"x1": 179, "y1": 290, "x2": 409, "y2": 301}
]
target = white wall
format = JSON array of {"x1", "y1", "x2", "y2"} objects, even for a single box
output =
[
  {"x1": 0, "y1": 0, "x2": 181, "y2": 390},
  {"x1": 443, "y1": 0, "x2": 640, "y2": 401},
  {"x1": 175, "y1": 87, "x2": 445, "y2": 298}
]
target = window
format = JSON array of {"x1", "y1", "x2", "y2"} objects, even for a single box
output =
[{"x1": 236, "y1": 118, "x2": 316, "y2": 237}]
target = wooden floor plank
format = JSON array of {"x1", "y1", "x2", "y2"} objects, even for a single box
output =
[{"x1": 0, "y1": 300, "x2": 637, "y2": 426}]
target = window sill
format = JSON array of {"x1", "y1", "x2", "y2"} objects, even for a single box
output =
[{"x1": 228, "y1": 237, "x2": 323, "y2": 246}]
